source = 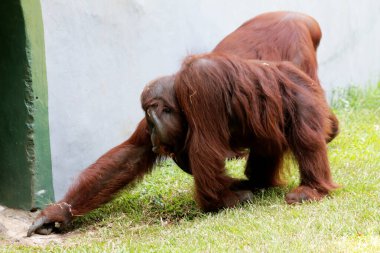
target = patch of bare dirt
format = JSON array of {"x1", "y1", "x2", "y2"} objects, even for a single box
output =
[{"x1": 0, "y1": 205, "x2": 74, "y2": 246}]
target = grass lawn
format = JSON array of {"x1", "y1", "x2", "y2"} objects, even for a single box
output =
[{"x1": 4, "y1": 83, "x2": 380, "y2": 252}]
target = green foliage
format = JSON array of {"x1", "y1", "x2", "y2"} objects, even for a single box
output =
[
  {"x1": 331, "y1": 82, "x2": 380, "y2": 111},
  {"x1": 3, "y1": 84, "x2": 380, "y2": 252}
]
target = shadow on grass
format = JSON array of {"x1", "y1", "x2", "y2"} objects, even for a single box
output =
[
  {"x1": 69, "y1": 190, "x2": 200, "y2": 231},
  {"x1": 64, "y1": 157, "x2": 313, "y2": 233},
  {"x1": 68, "y1": 184, "x2": 298, "y2": 234}
]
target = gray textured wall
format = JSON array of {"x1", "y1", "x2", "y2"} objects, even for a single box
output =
[{"x1": 40, "y1": 0, "x2": 380, "y2": 200}]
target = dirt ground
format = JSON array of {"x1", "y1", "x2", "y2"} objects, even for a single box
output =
[{"x1": 0, "y1": 205, "x2": 71, "y2": 246}]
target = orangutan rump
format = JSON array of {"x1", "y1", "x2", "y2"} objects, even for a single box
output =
[
  {"x1": 27, "y1": 12, "x2": 339, "y2": 236},
  {"x1": 213, "y1": 11, "x2": 339, "y2": 142},
  {"x1": 213, "y1": 11, "x2": 322, "y2": 82}
]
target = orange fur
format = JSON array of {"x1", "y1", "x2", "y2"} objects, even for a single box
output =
[{"x1": 29, "y1": 12, "x2": 339, "y2": 236}]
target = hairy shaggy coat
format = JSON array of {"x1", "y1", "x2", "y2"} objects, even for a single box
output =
[
  {"x1": 173, "y1": 53, "x2": 337, "y2": 210},
  {"x1": 28, "y1": 11, "x2": 339, "y2": 236},
  {"x1": 213, "y1": 11, "x2": 338, "y2": 141}
]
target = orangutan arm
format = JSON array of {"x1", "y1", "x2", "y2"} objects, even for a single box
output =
[{"x1": 27, "y1": 119, "x2": 158, "y2": 236}]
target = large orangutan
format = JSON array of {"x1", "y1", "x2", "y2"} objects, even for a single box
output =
[{"x1": 27, "y1": 11, "x2": 339, "y2": 236}]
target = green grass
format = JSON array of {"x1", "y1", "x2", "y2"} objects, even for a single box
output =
[{"x1": 5, "y1": 83, "x2": 380, "y2": 252}]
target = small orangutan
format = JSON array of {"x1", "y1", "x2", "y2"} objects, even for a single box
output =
[{"x1": 27, "y1": 11, "x2": 339, "y2": 236}]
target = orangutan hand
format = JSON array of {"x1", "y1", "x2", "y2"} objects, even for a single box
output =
[{"x1": 27, "y1": 202, "x2": 73, "y2": 237}]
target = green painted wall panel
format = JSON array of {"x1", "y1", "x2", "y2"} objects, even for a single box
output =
[
  {"x1": 0, "y1": 1, "x2": 32, "y2": 209},
  {"x1": 21, "y1": 0, "x2": 55, "y2": 208},
  {"x1": 0, "y1": 0, "x2": 54, "y2": 209}
]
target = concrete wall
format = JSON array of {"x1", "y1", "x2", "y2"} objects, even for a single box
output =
[{"x1": 40, "y1": 0, "x2": 380, "y2": 200}]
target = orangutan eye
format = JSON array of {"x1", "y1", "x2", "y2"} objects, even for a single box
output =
[
  {"x1": 163, "y1": 107, "x2": 172, "y2": 113},
  {"x1": 147, "y1": 119, "x2": 154, "y2": 131}
]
